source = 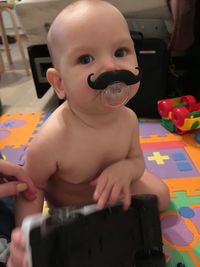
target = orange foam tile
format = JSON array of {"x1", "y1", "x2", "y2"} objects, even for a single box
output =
[
  {"x1": 140, "y1": 133, "x2": 182, "y2": 144},
  {"x1": 163, "y1": 177, "x2": 200, "y2": 198},
  {"x1": 0, "y1": 113, "x2": 43, "y2": 148}
]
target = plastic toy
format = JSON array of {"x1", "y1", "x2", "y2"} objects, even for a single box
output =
[
  {"x1": 158, "y1": 95, "x2": 200, "y2": 134},
  {"x1": 22, "y1": 194, "x2": 165, "y2": 267}
]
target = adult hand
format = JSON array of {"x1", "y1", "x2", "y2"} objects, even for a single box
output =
[
  {"x1": 7, "y1": 228, "x2": 28, "y2": 267},
  {"x1": 0, "y1": 160, "x2": 36, "y2": 200}
]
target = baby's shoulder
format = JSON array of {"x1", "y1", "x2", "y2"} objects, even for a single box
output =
[
  {"x1": 29, "y1": 109, "x2": 64, "y2": 149},
  {"x1": 39, "y1": 106, "x2": 68, "y2": 137}
]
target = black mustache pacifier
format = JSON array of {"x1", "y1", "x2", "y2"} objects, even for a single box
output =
[{"x1": 87, "y1": 68, "x2": 141, "y2": 107}]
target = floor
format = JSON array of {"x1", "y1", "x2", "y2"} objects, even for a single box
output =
[{"x1": 0, "y1": 35, "x2": 58, "y2": 114}]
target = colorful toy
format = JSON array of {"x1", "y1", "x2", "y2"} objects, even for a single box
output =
[{"x1": 158, "y1": 95, "x2": 200, "y2": 134}]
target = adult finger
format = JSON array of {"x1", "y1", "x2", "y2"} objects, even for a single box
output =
[
  {"x1": 9, "y1": 228, "x2": 28, "y2": 267},
  {"x1": 0, "y1": 160, "x2": 23, "y2": 177},
  {"x1": 7, "y1": 251, "x2": 28, "y2": 267},
  {"x1": 0, "y1": 160, "x2": 35, "y2": 192},
  {"x1": 11, "y1": 228, "x2": 26, "y2": 247},
  {"x1": 9, "y1": 165, "x2": 36, "y2": 197},
  {"x1": 0, "y1": 181, "x2": 27, "y2": 198}
]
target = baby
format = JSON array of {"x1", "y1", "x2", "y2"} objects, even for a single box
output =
[{"x1": 15, "y1": 0, "x2": 170, "y2": 226}]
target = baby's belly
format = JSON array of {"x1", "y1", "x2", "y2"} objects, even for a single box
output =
[{"x1": 45, "y1": 178, "x2": 95, "y2": 208}]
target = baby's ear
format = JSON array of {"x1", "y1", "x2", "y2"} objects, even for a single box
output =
[{"x1": 46, "y1": 68, "x2": 66, "y2": 99}]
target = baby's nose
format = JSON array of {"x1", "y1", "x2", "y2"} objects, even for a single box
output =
[{"x1": 100, "y1": 58, "x2": 119, "y2": 73}]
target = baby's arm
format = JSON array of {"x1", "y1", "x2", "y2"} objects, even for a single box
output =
[
  {"x1": 93, "y1": 111, "x2": 145, "y2": 210},
  {"x1": 15, "y1": 133, "x2": 57, "y2": 226}
]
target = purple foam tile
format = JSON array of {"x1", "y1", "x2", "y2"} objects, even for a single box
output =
[
  {"x1": 0, "y1": 145, "x2": 28, "y2": 165},
  {"x1": 0, "y1": 119, "x2": 26, "y2": 129},
  {"x1": 161, "y1": 214, "x2": 194, "y2": 246},
  {"x1": 143, "y1": 148, "x2": 199, "y2": 179},
  {"x1": 139, "y1": 121, "x2": 169, "y2": 138}
]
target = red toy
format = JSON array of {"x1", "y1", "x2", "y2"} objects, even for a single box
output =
[{"x1": 158, "y1": 95, "x2": 200, "y2": 134}]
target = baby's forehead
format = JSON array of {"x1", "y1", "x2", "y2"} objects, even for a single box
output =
[{"x1": 48, "y1": 1, "x2": 129, "y2": 61}]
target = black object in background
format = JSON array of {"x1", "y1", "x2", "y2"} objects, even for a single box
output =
[
  {"x1": 27, "y1": 44, "x2": 52, "y2": 98},
  {"x1": 126, "y1": 34, "x2": 170, "y2": 118}
]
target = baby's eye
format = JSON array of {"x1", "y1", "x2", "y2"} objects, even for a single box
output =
[
  {"x1": 115, "y1": 48, "x2": 128, "y2": 58},
  {"x1": 79, "y1": 55, "x2": 94, "y2": 64}
]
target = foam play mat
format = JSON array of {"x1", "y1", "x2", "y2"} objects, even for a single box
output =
[
  {"x1": 140, "y1": 121, "x2": 200, "y2": 266},
  {"x1": 1, "y1": 113, "x2": 200, "y2": 266}
]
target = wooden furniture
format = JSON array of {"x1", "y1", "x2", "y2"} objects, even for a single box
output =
[
  {"x1": 0, "y1": 2, "x2": 29, "y2": 75},
  {"x1": 0, "y1": 50, "x2": 4, "y2": 73}
]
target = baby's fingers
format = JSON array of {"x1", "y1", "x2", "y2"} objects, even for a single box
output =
[
  {"x1": 97, "y1": 184, "x2": 114, "y2": 209},
  {"x1": 123, "y1": 185, "x2": 131, "y2": 210},
  {"x1": 93, "y1": 174, "x2": 108, "y2": 201},
  {"x1": 108, "y1": 184, "x2": 122, "y2": 205}
]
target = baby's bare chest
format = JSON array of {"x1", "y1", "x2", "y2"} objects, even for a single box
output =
[{"x1": 56, "y1": 126, "x2": 132, "y2": 183}]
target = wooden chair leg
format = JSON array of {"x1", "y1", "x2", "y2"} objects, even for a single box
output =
[
  {"x1": 0, "y1": 51, "x2": 5, "y2": 73},
  {"x1": 5, "y1": 7, "x2": 30, "y2": 75},
  {"x1": 0, "y1": 10, "x2": 12, "y2": 64}
]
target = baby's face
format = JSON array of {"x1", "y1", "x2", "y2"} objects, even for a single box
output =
[{"x1": 57, "y1": 4, "x2": 140, "y2": 115}]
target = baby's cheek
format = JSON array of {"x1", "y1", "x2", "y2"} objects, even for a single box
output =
[
  {"x1": 81, "y1": 76, "x2": 96, "y2": 95},
  {"x1": 69, "y1": 79, "x2": 94, "y2": 107}
]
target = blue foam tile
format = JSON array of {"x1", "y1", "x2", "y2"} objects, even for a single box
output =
[
  {"x1": 178, "y1": 207, "x2": 195, "y2": 218},
  {"x1": 172, "y1": 153, "x2": 186, "y2": 161},
  {"x1": 176, "y1": 162, "x2": 192, "y2": 171}
]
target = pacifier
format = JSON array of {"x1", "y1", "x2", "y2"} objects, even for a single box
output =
[
  {"x1": 101, "y1": 83, "x2": 130, "y2": 107},
  {"x1": 87, "y1": 68, "x2": 141, "y2": 108}
]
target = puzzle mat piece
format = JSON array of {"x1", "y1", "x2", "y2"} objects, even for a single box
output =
[
  {"x1": 0, "y1": 113, "x2": 50, "y2": 148},
  {"x1": 143, "y1": 148, "x2": 200, "y2": 179},
  {"x1": 141, "y1": 141, "x2": 200, "y2": 177},
  {"x1": 139, "y1": 121, "x2": 200, "y2": 146},
  {"x1": 0, "y1": 145, "x2": 28, "y2": 165},
  {"x1": 139, "y1": 121, "x2": 170, "y2": 138},
  {"x1": 161, "y1": 191, "x2": 200, "y2": 267},
  {"x1": 182, "y1": 133, "x2": 200, "y2": 174},
  {"x1": 164, "y1": 177, "x2": 200, "y2": 199},
  {"x1": 139, "y1": 121, "x2": 186, "y2": 145}
]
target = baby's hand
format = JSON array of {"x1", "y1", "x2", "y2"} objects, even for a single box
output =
[{"x1": 91, "y1": 161, "x2": 135, "y2": 210}]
